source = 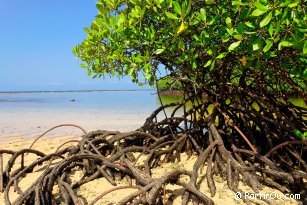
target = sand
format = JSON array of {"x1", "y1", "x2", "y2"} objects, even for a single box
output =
[{"x1": 0, "y1": 135, "x2": 301, "y2": 205}]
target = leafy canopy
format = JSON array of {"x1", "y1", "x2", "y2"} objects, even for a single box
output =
[{"x1": 73, "y1": 0, "x2": 306, "y2": 90}]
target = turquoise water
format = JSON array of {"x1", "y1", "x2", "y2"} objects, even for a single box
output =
[{"x1": 0, "y1": 91, "x2": 163, "y2": 138}]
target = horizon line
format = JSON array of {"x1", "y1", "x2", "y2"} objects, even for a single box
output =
[{"x1": 0, "y1": 89, "x2": 156, "y2": 94}]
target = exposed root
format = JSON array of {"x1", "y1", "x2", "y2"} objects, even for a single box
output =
[{"x1": 1, "y1": 119, "x2": 306, "y2": 204}]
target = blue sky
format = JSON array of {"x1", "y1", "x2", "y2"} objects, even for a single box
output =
[{"x1": 0, "y1": 0, "x2": 144, "y2": 91}]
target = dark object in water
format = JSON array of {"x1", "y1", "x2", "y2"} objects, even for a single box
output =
[{"x1": 70, "y1": 99, "x2": 76, "y2": 102}]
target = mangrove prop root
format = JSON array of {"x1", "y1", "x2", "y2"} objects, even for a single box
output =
[
  {"x1": 1, "y1": 105, "x2": 306, "y2": 205},
  {"x1": 29, "y1": 124, "x2": 87, "y2": 149},
  {"x1": 89, "y1": 185, "x2": 140, "y2": 205}
]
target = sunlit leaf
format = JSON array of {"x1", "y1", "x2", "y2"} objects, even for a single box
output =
[
  {"x1": 278, "y1": 41, "x2": 293, "y2": 50},
  {"x1": 216, "y1": 52, "x2": 228, "y2": 59},
  {"x1": 204, "y1": 60, "x2": 212, "y2": 67},
  {"x1": 226, "y1": 17, "x2": 232, "y2": 28},
  {"x1": 303, "y1": 69, "x2": 307, "y2": 79},
  {"x1": 288, "y1": 2, "x2": 299, "y2": 8},
  {"x1": 260, "y1": 12, "x2": 272, "y2": 28},
  {"x1": 234, "y1": 35, "x2": 243, "y2": 40},
  {"x1": 251, "y1": 9, "x2": 266, "y2": 17},
  {"x1": 154, "y1": 48, "x2": 165, "y2": 54},
  {"x1": 255, "y1": 2, "x2": 268, "y2": 11},
  {"x1": 245, "y1": 22, "x2": 256, "y2": 28},
  {"x1": 165, "y1": 12, "x2": 178, "y2": 20},
  {"x1": 294, "y1": 130, "x2": 304, "y2": 140},
  {"x1": 205, "y1": 0, "x2": 214, "y2": 5},
  {"x1": 173, "y1": 1, "x2": 181, "y2": 15},
  {"x1": 228, "y1": 41, "x2": 241, "y2": 51},
  {"x1": 303, "y1": 40, "x2": 307, "y2": 54},
  {"x1": 263, "y1": 39, "x2": 273, "y2": 52},
  {"x1": 253, "y1": 42, "x2": 261, "y2": 51},
  {"x1": 177, "y1": 21, "x2": 185, "y2": 34},
  {"x1": 268, "y1": 24, "x2": 273, "y2": 36}
]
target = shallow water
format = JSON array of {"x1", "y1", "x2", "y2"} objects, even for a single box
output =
[
  {"x1": 0, "y1": 91, "x2": 305, "y2": 139},
  {"x1": 0, "y1": 91, "x2": 161, "y2": 138}
]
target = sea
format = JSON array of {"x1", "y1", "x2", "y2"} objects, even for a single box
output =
[
  {"x1": 0, "y1": 90, "x2": 179, "y2": 139},
  {"x1": 1, "y1": 90, "x2": 304, "y2": 140}
]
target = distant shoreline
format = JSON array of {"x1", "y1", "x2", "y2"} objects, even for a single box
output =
[{"x1": 0, "y1": 89, "x2": 155, "y2": 94}]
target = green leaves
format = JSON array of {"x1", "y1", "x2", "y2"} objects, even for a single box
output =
[
  {"x1": 154, "y1": 48, "x2": 165, "y2": 54},
  {"x1": 245, "y1": 22, "x2": 256, "y2": 29},
  {"x1": 216, "y1": 52, "x2": 228, "y2": 59},
  {"x1": 250, "y1": 1, "x2": 269, "y2": 18},
  {"x1": 274, "y1": 22, "x2": 281, "y2": 36},
  {"x1": 204, "y1": 60, "x2": 212, "y2": 67},
  {"x1": 268, "y1": 24, "x2": 273, "y2": 37},
  {"x1": 255, "y1": 2, "x2": 269, "y2": 11},
  {"x1": 278, "y1": 41, "x2": 293, "y2": 50},
  {"x1": 228, "y1": 41, "x2": 241, "y2": 51},
  {"x1": 303, "y1": 40, "x2": 307, "y2": 54},
  {"x1": 303, "y1": 69, "x2": 307, "y2": 79},
  {"x1": 263, "y1": 39, "x2": 273, "y2": 52},
  {"x1": 288, "y1": 2, "x2": 299, "y2": 8},
  {"x1": 205, "y1": 0, "x2": 214, "y2": 5},
  {"x1": 234, "y1": 35, "x2": 243, "y2": 40},
  {"x1": 253, "y1": 41, "x2": 261, "y2": 51},
  {"x1": 173, "y1": 1, "x2": 181, "y2": 15},
  {"x1": 75, "y1": 0, "x2": 307, "y2": 89},
  {"x1": 225, "y1": 17, "x2": 232, "y2": 28},
  {"x1": 198, "y1": 8, "x2": 207, "y2": 22},
  {"x1": 80, "y1": 63, "x2": 88, "y2": 68},
  {"x1": 260, "y1": 12, "x2": 272, "y2": 28},
  {"x1": 294, "y1": 130, "x2": 307, "y2": 141},
  {"x1": 251, "y1": 9, "x2": 267, "y2": 17},
  {"x1": 165, "y1": 12, "x2": 178, "y2": 20}
]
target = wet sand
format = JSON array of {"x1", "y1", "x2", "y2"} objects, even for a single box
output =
[
  {"x1": 0, "y1": 109, "x2": 149, "y2": 140},
  {"x1": 0, "y1": 91, "x2": 158, "y2": 139}
]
